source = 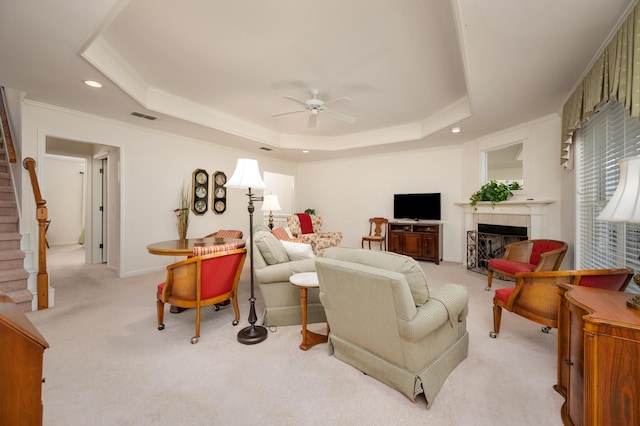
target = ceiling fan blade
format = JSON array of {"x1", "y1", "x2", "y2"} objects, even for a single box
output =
[
  {"x1": 323, "y1": 96, "x2": 351, "y2": 107},
  {"x1": 307, "y1": 112, "x2": 318, "y2": 128},
  {"x1": 271, "y1": 110, "x2": 306, "y2": 118},
  {"x1": 283, "y1": 96, "x2": 309, "y2": 107},
  {"x1": 325, "y1": 109, "x2": 357, "y2": 124}
]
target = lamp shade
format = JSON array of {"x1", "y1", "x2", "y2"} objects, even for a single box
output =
[
  {"x1": 224, "y1": 159, "x2": 267, "y2": 189},
  {"x1": 597, "y1": 155, "x2": 640, "y2": 223},
  {"x1": 261, "y1": 194, "x2": 281, "y2": 211}
]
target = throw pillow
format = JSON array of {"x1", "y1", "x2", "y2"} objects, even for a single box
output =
[
  {"x1": 281, "y1": 240, "x2": 315, "y2": 260},
  {"x1": 215, "y1": 229, "x2": 243, "y2": 239},
  {"x1": 271, "y1": 227, "x2": 290, "y2": 240},
  {"x1": 193, "y1": 242, "x2": 238, "y2": 256},
  {"x1": 254, "y1": 231, "x2": 289, "y2": 265},
  {"x1": 296, "y1": 213, "x2": 315, "y2": 234}
]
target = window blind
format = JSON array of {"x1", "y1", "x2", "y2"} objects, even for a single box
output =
[{"x1": 577, "y1": 99, "x2": 640, "y2": 294}]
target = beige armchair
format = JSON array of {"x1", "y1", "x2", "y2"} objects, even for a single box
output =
[
  {"x1": 316, "y1": 247, "x2": 469, "y2": 408},
  {"x1": 252, "y1": 225, "x2": 325, "y2": 327},
  {"x1": 287, "y1": 214, "x2": 342, "y2": 256}
]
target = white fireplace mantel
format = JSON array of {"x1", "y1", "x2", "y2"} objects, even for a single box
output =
[{"x1": 455, "y1": 199, "x2": 555, "y2": 239}]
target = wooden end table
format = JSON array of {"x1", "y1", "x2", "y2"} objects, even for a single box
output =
[{"x1": 289, "y1": 272, "x2": 328, "y2": 351}]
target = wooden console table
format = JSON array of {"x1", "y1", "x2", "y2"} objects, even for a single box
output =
[
  {"x1": 389, "y1": 221, "x2": 442, "y2": 264},
  {"x1": 555, "y1": 285, "x2": 640, "y2": 425}
]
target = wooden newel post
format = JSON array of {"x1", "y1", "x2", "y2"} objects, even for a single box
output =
[
  {"x1": 23, "y1": 157, "x2": 49, "y2": 310},
  {"x1": 36, "y1": 206, "x2": 48, "y2": 309}
]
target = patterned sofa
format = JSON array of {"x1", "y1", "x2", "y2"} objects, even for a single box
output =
[{"x1": 286, "y1": 214, "x2": 342, "y2": 256}]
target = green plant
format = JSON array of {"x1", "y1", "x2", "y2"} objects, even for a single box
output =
[
  {"x1": 469, "y1": 180, "x2": 522, "y2": 210},
  {"x1": 304, "y1": 208, "x2": 316, "y2": 215},
  {"x1": 174, "y1": 181, "x2": 191, "y2": 239}
]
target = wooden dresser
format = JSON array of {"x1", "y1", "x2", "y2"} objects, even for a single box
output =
[
  {"x1": 0, "y1": 294, "x2": 49, "y2": 425},
  {"x1": 555, "y1": 286, "x2": 640, "y2": 425}
]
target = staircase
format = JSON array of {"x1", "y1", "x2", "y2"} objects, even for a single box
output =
[{"x1": 0, "y1": 139, "x2": 30, "y2": 311}]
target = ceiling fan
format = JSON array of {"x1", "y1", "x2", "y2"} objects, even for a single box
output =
[{"x1": 271, "y1": 88, "x2": 356, "y2": 128}]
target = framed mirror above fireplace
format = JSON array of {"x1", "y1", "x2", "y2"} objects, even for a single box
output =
[{"x1": 482, "y1": 142, "x2": 524, "y2": 189}]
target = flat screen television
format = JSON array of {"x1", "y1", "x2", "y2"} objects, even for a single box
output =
[{"x1": 393, "y1": 193, "x2": 441, "y2": 221}]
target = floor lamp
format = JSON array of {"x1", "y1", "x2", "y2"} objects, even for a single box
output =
[
  {"x1": 225, "y1": 158, "x2": 268, "y2": 344},
  {"x1": 261, "y1": 193, "x2": 281, "y2": 230},
  {"x1": 597, "y1": 155, "x2": 640, "y2": 310}
]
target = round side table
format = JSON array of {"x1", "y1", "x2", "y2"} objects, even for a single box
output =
[{"x1": 289, "y1": 272, "x2": 328, "y2": 350}]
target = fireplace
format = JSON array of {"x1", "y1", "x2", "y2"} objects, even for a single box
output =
[{"x1": 467, "y1": 223, "x2": 528, "y2": 274}]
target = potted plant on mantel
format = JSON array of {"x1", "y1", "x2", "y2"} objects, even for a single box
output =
[{"x1": 469, "y1": 180, "x2": 522, "y2": 211}]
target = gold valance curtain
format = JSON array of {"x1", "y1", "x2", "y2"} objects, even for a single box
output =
[{"x1": 561, "y1": 3, "x2": 640, "y2": 164}]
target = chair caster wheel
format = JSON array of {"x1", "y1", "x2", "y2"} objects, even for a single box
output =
[
  {"x1": 232, "y1": 319, "x2": 239, "y2": 326},
  {"x1": 158, "y1": 324, "x2": 165, "y2": 330},
  {"x1": 541, "y1": 326, "x2": 551, "y2": 333},
  {"x1": 489, "y1": 331, "x2": 497, "y2": 338},
  {"x1": 214, "y1": 305, "x2": 220, "y2": 311},
  {"x1": 191, "y1": 337, "x2": 199, "y2": 344}
]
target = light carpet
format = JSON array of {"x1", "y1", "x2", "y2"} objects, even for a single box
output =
[{"x1": 27, "y1": 244, "x2": 564, "y2": 425}]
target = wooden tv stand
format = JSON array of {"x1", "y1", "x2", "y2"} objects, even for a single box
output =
[{"x1": 388, "y1": 221, "x2": 442, "y2": 264}]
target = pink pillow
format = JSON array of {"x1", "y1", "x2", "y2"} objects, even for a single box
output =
[{"x1": 271, "y1": 227, "x2": 290, "y2": 240}]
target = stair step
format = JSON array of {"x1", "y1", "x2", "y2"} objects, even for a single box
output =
[
  {"x1": 3, "y1": 289, "x2": 33, "y2": 312},
  {"x1": 0, "y1": 249, "x2": 26, "y2": 270},
  {"x1": 0, "y1": 187, "x2": 14, "y2": 201},
  {"x1": 0, "y1": 216, "x2": 17, "y2": 233},
  {"x1": 0, "y1": 268, "x2": 29, "y2": 292},
  {"x1": 0, "y1": 157, "x2": 33, "y2": 312}
]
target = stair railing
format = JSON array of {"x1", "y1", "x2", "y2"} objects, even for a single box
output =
[
  {"x1": 23, "y1": 158, "x2": 48, "y2": 309},
  {"x1": 0, "y1": 87, "x2": 17, "y2": 164}
]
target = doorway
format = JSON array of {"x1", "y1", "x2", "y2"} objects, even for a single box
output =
[{"x1": 45, "y1": 137, "x2": 120, "y2": 270}]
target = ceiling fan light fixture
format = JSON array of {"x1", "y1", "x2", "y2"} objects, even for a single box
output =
[{"x1": 271, "y1": 88, "x2": 356, "y2": 127}]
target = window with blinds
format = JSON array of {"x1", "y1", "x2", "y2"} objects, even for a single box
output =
[{"x1": 577, "y1": 99, "x2": 640, "y2": 294}]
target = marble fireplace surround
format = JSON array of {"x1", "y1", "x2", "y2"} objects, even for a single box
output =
[{"x1": 457, "y1": 199, "x2": 555, "y2": 240}]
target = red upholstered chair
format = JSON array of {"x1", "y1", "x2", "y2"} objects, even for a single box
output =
[
  {"x1": 486, "y1": 239, "x2": 567, "y2": 291},
  {"x1": 490, "y1": 268, "x2": 633, "y2": 338},
  {"x1": 156, "y1": 248, "x2": 246, "y2": 344}
]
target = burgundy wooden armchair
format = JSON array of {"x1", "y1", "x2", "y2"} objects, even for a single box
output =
[
  {"x1": 489, "y1": 268, "x2": 633, "y2": 338},
  {"x1": 486, "y1": 239, "x2": 567, "y2": 291},
  {"x1": 156, "y1": 248, "x2": 246, "y2": 344}
]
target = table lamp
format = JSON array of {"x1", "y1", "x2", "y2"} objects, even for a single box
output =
[
  {"x1": 225, "y1": 158, "x2": 268, "y2": 344},
  {"x1": 261, "y1": 193, "x2": 281, "y2": 230},
  {"x1": 597, "y1": 155, "x2": 640, "y2": 310}
]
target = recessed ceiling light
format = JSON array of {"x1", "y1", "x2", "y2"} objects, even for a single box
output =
[
  {"x1": 302, "y1": 150, "x2": 309, "y2": 153},
  {"x1": 83, "y1": 80, "x2": 102, "y2": 88},
  {"x1": 451, "y1": 127, "x2": 461, "y2": 134}
]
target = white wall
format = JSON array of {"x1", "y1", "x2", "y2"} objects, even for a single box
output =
[
  {"x1": 17, "y1": 100, "x2": 565, "y2": 280},
  {"x1": 296, "y1": 146, "x2": 464, "y2": 262},
  {"x1": 42, "y1": 155, "x2": 85, "y2": 245},
  {"x1": 295, "y1": 114, "x2": 563, "y2": 264},
  {"x1": 19, "y1": 102, "x2": 298, "y2": 277}
]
